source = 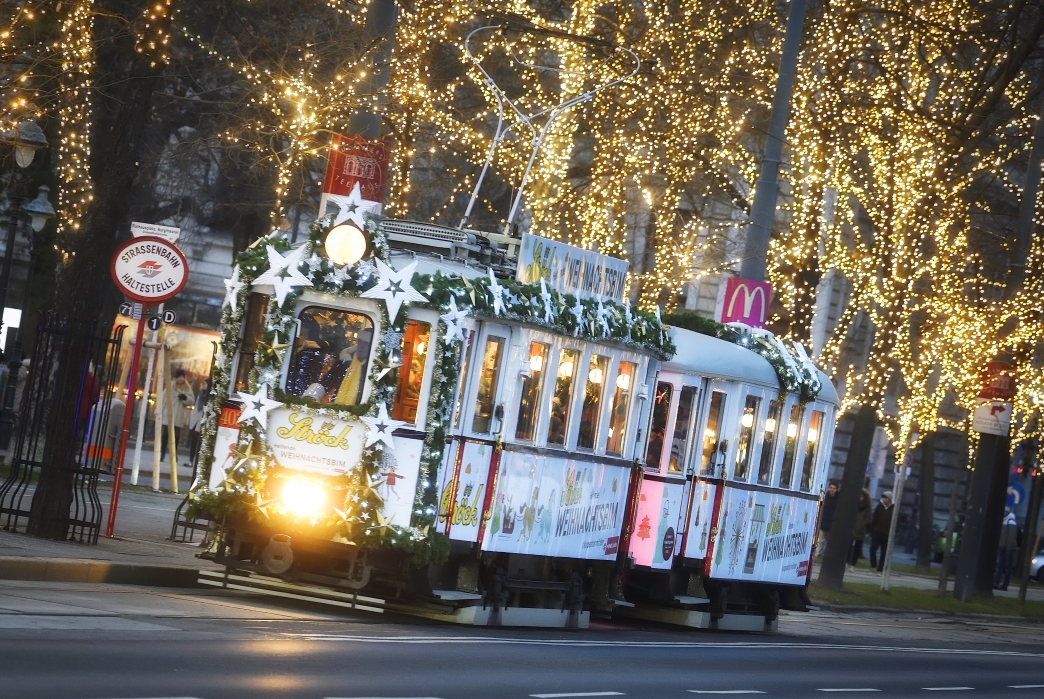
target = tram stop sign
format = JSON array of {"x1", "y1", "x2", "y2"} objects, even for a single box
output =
[{"x1": 110, "y1": 236, "x2": 188, "y2": 303}]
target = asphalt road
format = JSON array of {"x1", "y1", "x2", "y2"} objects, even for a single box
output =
[{"x1": 2, "y1": 581, "x2": 1044, "y2": 699}]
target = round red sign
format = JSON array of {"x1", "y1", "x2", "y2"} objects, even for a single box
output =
[{"x1": 110, "y1": 236, "x2": 189, "y2": 303}]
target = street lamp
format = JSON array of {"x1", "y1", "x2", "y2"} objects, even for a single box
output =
[
  {"x1": 0, "y1": 120, "x2": 49, "y2": 450},
  {"x1": 0, "y1": 120, "x2": 48, "y2": 169}
]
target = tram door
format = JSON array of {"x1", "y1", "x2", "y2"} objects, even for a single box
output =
[
  {"x1": 628, "y1": 371, "x2": 701, "y2": 569},
  {"x1": 438, "y1": 322, "x2": 512, "y2": 545}
]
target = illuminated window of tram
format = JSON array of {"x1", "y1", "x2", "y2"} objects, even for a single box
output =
[
  {"x1": 577, "y1": 354, "x2": 610, "y2": 450},
  {"x1": 286, "y1": 306, "x2": 374, "y2": 406},
  {"x1": 391, "y1": 320, "x2": 432, "y2": 425},
  {"x1": 733, "y1": 395, "x2": 761, "y2": 481},
  {"x1": 452, "y1": 330, "x2": 475, "y2": 429},
  {"x1": 233, "y1": 292, "x2": 270, "y2": 393},
  {"x1": 778, "y1": 405, "x2": 803, "y2": 488},
  {"x1": 645, "y1": 382, "x2": 673, "y2": 470},
  {"x1": 799, "y1": 410, "x2": 825, "y2": 492},
  {"x1": 756, "y1": 400, "x2": 783, "y2": 485},
  {"x1": 699, "y1": 391, "x2": 727, "y2": 476},
  {"x1": 669, "y1": 386, "x2": 698, "y2": 474},
  {"x1": 471, "y1": 335, "x2": 506, "y2": 434},
  {"x1": 515, "y1": 342, "x2": 550, "y2": 441},
  {"x1": 547, "y1": 348, "x2": 580, "y2": 446},
  {"x1": 606, "y1": 361, "x2": 636, "y2": 455}
]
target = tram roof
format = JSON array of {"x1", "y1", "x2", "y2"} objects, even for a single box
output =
[{"x1": 665, "y1": 326, "x2": 840, "y2": 406}]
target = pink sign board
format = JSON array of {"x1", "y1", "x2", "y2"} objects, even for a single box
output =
[{"x1": 720, "y1": 278, "x2": 773, "y2": 328}]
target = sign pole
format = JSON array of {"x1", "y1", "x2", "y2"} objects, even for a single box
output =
[{"x1": 105, "y1": 305, "x2": 148, "y2": 537}]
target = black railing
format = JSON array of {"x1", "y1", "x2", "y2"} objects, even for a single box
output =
[{"x1": 0, "y1": 318, "x2": 125, "y2": 543}]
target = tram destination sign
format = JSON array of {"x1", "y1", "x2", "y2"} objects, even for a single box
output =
[
  {"x1": 110, "y1": 236, "x2": 189, "y2": 303},
  {"x1": 516, "y1": 233, "x2": 629, "y2": 303}
]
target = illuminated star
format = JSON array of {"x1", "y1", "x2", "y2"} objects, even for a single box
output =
[
  {"x1": 222, "y1": 265, "x2": 245, "y2": 311},
  {"x1": 440, "y1": 295, "x2": 471, "y2": 342},
  {"x1": 235, "y1": 386, "x2": 282, "y2": 430},
  {"x1": 360, "y1": 258, "x2": 427, "y2": 322},
  {"x1": 329, "y1": 181, "x2": 382, "y2": 227},
  {"x1": 252, "y1": 244, "x2": 314, "y2": 306},
  {"x1": 360, "y1": 402, "x2": 408, "y2": 453},
  {"x1": 570, "y1": 297, "x2": 586, "y2": 337}
]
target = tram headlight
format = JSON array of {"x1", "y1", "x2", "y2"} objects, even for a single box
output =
[
  {"x1": 325, "y1": 222, "x2": 367, "y2": 266},
  {"x1": 281, "y1": 478, "x2": 326, "y2": 517}
]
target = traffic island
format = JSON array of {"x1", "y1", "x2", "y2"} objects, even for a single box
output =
[{"x1": 808, "y1": 580, "x2": 1044, "y2": 619}]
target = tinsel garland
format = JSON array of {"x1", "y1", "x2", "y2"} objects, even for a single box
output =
[{"x1": 188, "y1": 214, "x2": 675, "y2": 565}]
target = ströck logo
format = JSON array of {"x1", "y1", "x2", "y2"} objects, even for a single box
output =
[{"x1": 137, "y1": 260, "x2": 164, "y2": 278}]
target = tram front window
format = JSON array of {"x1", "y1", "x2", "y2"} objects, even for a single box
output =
[
  {"x1": 733, "y1": 395, "x2": 761, "y2": 481},
  {"x1": 547, "y1": 348, "x2": 580, "y2": 446},
  {"x1": 286, "y1": 306, "x2": 374, "y2": 406},
  {"x1": 778, "y1": 405, "x2": 803, "y2": 488},
  {"x1": 669, "y1": 386, "x2": 697, "y2": 474},
  {"x1": 606, "y1": 361, "x2": 636, "y2": 455},
  {"x1": 391, "y1": 320, "x2": 431, "y2": 425},
  {"x1": 472, "y1": 335, "x2": 506, "y2": 434},
  {"x1": 700, "y1": 391, "x2": 727, "y2": 476},
  {"x1": 799, "y1": 410, "x2": 825, "y2": 492},
  {"x1": 577, "y1": 354, "x2": 609, "y2": 449},
  {"x1": 756, "y1": 400, "x2": 783, "y2": 484},
  {"x1": 645, "y1": 382, "x2": 673, "y2": 470},
  {"x1": 515, "y1": 342, "x2": 549, "y2": 441}
]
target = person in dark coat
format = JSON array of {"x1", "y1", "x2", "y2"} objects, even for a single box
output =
[
  {"x1": 848, "y1": 488, "x2": 872, "y2": 570},
  {"x1": 994, "y1": 508, "x2": 1020, "y2": 590},
  {"x1": 868, "y1": 491, "x2": 894, "y2": 573},
  {"x1": 817, "y1": 481, "x2": 840, "y2": 556}
]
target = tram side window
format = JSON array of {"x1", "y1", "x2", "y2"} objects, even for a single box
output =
[
  {"x1": 645, "y1": 383, "x2": 673, "y2": 470},
  {"x1": 606, "y1": 361, "x2": 636, "y2": 455},
  {"x1": 452, "y1": 330, "x2": 476, "y2": 429},
  {"x1": 669, "y1": 386, "x2": 698, "y2": 474},
  {"x1": 471, "y1": 336, "x2": 506, "y2": 434},
  {"x1": 699, "y1": 391, "x2": 727, "y2": 476},
  {"x1": 547, "y1": 348, "x2": 580, "y2": 446},
  {"x1": 799, "y1": 410, "x2": 825, "y2": 492},
  {"x1": 756, "y1": 400, "x2": 783, "y2": 485},
  {"x1": 577, "y1": 354, "x2": 610, "y2": 449},
  {"x1": 733, "y1": 395, "x2": 761, "y2": 481},
  {"x1": 778, "y1": 405, "x2": 803, "y2": 488},
  {"x1": 233, "y1": 293, "x2": 270, "y2": 393},
  {"x1": 391, "y1": 320, "x2": 432, "y2": 425},
  {"x1": 515, "y1": 342, "x2": 550, "y2": 441},
  {"x1": 286, "y1": 306, "x2": 374, "y2": 406}
]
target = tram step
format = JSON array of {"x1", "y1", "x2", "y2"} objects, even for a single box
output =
[
  {"x1": 431, "y1": 589, "x2": 483, "y2": 603},
  {"x1": 674, "y1": 595, "x2": 710, "y2": 606},
  {"x1": 197, "y1": 569, "x2": 386, "y2": 613}
]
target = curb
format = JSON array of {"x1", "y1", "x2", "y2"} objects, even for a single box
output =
[
  {"x1": 808, "y1": 601, "x2": 1044, "y2": 624},
  {"x1": 0, "y1": 556, "x2": 207, "y2": 588}
]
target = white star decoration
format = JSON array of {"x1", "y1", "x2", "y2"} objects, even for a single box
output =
[
  {"x1": 252, "y1": 244, "x2": 314, "y2": 306},
  {"x1": 236, "y1": 386, "x2": 282, "y2": 430},
  {"x1": 570, "y1": 297, "x2": 586, "y2": 337},
  {"x1": 329, "y1": 181, "x2": 382, "y2": 227},
  {"x1": 440, "y1": 296, "x2": 471, "y2": 342},
  {"x1": 223, "y1": 265, "x2": 245, "y2": 311},
  {"x1": 360, "y1": 402, "x2": 408, "y2": 455},
  {"x1": 487, "y1": 268, "x2": 507, "y2": 315},
  {"x1": 360, "y1": 258, "x2": 428, "y2": 322},
  {"x1": 624, "y1": 298, "x2": 634, "y2": 338},
  {"x1": 539, "y1": 278, "x2": 555, "y2": 324},
  {"x1": 596, "y1": 297, "x2": 612, "y2": 338}
]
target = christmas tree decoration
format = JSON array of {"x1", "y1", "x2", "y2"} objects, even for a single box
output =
[
  {"x1": 222, "y1": 265, "x2": 245, "y2": 311},
  {"x1": 360, "y1": 258, "x2": 428, "y2": 323},
  {"x1": 252, "y1": 244, "x2": 314, "y2": 306},
  {"x1": 636, "y1": 515, "x2": 652, "y2": 540},
  {"x1": 236, "y1": 386, "x2": 283, "y2": 430}
]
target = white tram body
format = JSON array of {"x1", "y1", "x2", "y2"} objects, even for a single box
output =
[{"x1": 198, "y1": 222, "x2": 838, "y2": 627}]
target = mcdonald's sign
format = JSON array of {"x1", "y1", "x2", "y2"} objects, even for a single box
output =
[{"x1": 720, "y1": 278, "x2": 773, "y2": 328}]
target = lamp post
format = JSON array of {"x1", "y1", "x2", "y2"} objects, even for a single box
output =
[{"x1": 0, "y1": 119, "x2": 49, "y2": 449}]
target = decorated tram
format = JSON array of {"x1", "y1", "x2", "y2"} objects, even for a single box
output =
[{"x1": 191, "y1": 195, "x2": 838, "y2": 630}]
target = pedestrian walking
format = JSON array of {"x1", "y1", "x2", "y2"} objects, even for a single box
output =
[
  {"x1": 187, "y1": 378, "x2": 210, "y2": 467},
  {"x1": 993, "y1": 508, "x2": 1019, "y2": 591},
  {"x1": 848, "y1": 487, "x2": 872, "y2": 570},
  {"x1": 868, "y1": 490, "x2": 894, "y2": 574},
  {"x1": 818, "y1": 481, "x2": 840, "y2": 556},
  {"x1": 160, "y1": 369, "x2": 196, "y2": 466}
]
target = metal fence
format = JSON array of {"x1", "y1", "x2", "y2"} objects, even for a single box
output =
[{"x1": 0, "y1": 318, "x2": 125, "y2": 543}]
